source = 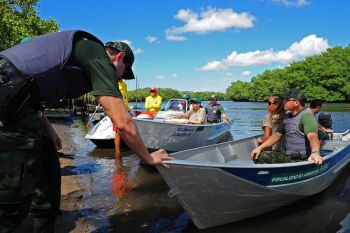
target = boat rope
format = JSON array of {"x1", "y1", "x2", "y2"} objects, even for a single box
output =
[{"x1": 86, "y1": 103, "x2": 101, "y2": 128}]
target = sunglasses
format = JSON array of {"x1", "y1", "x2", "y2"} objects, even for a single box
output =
[{"x1": 267, "y1": 101, "x2": 276, "y2": 106}]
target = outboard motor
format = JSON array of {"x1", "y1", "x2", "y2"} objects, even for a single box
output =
[{"x1": 318, "y1": 112, "x2": 333, "y2": 129}]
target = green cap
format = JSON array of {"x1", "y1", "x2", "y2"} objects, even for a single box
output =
[
  {"x1": 105, "y1": 41, "x2": 135, "y2": 80},
  {"x1": 190, "y1": 97, "x2": 201, "y2": 104},
  {"x1": 281, "y1": 88, "x2": 306, "y2": 104},
  {"x1": 21, "y1": 37, "x2": 32, "y2": 43},
  {"x1": 181, "y1": 94, "x2": 189, "y2": 100}
]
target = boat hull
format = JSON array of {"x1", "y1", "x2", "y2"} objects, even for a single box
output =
[
  {"x1": 134, "y1": 118, "x2": 233, "y2": 152},
  {"x1": 157, "y1": 134, "x2": 350, "y2": 229},
  {"x1": 86, "y1": 116, "x2": 233, "y2": 151}
]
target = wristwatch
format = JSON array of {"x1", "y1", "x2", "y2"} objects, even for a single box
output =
[{"x1": 311, "y1": 151, "x2": 321, "y2": 156}]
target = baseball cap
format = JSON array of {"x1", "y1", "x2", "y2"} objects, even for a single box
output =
[
  {"x1": 21, "y1": 37, "x2": 32, "y2": 43},
  {"x1": 181, "y1": 94, "x2": 189, "y2": 100},
  {"x1": 105, "y1": 41, "x2": 135, "y2": 80},
  {"x1": 281, "y1": 88, "x2": 306, "y2": 104},
  {"x1": 150, "y1": 87, "x2": 157, "y2": 92},
  {"x1": 211, "y1": 95, "x2": 218, "y2": 100},
  {"x1": 190, "y1": 97, "x2": 201, "y2": 104}
]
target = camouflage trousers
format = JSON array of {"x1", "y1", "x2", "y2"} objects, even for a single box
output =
[
  {"x1": 0, "y1": 105, "x2": 61, "y2": 233},
  {"x1": 254, "y1": 150, "x2": 303, "y2": 164}
]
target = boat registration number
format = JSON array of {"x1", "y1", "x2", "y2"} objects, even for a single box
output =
[{"x1": 173, "y1": 127, "x2": 196, "y2": 137}]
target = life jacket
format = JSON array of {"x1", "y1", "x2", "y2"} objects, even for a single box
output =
[
  {"x1": 205, "y1": 104, "x2": 222, "y2": 123},
  {"x1": 0, "y1": 30, "x2": 104, "y2": 105},
  {"x1": 284, "y1": 108, "x2": 313, "y2": 156}
]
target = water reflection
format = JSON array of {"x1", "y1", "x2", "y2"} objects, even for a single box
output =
[{"x1": 112, "y1": 157, "x2": 133, "y2": 198}]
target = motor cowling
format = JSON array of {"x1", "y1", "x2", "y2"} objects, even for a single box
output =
[{"x1": 318, "y1": 112, "x2": 333, "y2": 129}]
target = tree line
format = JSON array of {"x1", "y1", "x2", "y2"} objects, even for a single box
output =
[{"x1": 226, "y1": 45, "x2": 350, "y2": 102}]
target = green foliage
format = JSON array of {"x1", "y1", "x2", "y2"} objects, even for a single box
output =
[
  {"x1": 126, "y1": 88, "x2": 226, "y2": 101},
  {"x1": 127, "y1": 88, "x2": 181, "y2": 101},
  {"x1": 226, "y1": 45, "x2": 350, "y2": 102},
  {"x1": 0, "y1": 0, "x2": 59, "y2": 50}
]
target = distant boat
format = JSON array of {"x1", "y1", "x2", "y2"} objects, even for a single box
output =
[
  {"x1": 85, "y1": 99, "x2": 233, "y2": 151},
  {"x1": 157, "y1": 130, "x2": 350, "y2": 229}
]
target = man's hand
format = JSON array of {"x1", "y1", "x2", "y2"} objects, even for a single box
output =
[
  {"x1": 308, "y1": 151, "x2": 323, "y2": 165},
  {"x1": 51, "y1": 131, "x2": 62, "y2": 151},
  {"x1": 250, "y1": 147, "x2": 262, "y2": 160},
  {"x1": 148, "y1": 149, "x2": 174, "y2": 168}
]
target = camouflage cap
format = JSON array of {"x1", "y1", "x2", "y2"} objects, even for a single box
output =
[
  {"x1": 281, "y1": 88, "x2": 306, "y2": 104},
  {"x1": 105, "y1": 41, "x2": 135, "y2": 80}
]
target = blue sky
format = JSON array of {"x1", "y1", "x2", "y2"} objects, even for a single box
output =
[{"x1": 38, "y1": 0, "x2": 350, "y2": 92}]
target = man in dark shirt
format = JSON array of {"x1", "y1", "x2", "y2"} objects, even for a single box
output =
[
  {"x1": 204, "y1": 95, "x2": 229, "y2": 123},
  {"x1": 0, "y1": 30, "x2": 173, "y2": 233}
]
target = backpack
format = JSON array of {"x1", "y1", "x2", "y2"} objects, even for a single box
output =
[{"x1": 0, "y1": 59, "x2": 36, "y2": 127}]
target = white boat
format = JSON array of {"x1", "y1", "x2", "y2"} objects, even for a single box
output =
[
  {"x1": 156, "y1": 130, "x2": 350, "y2": 229},
  {"x1": 85, "y1": 99, "x2": 233, "y2": 151},
  {"x1": 134, "y1": 118, "x2": 232, "y2": 152}
]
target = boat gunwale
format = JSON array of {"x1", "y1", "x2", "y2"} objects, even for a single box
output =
[
  {"x1": 134, "y1": 118, "x2": 233, "y2": 128},
  {"x1": 163, "y1": 133, "x2": 350, "y2": 169}
]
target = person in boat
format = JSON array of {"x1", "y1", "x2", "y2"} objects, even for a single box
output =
[
  {"x1": 204, "y1": 95, "x2": 229, "y2": 123},
  {"x1": 250, "y1": 89, "x2": 323, "y2": 165},
  {"x1": 181, "y1": 94, "x2": 191, "y2": 111},
  {"x1": 309, "y1": 99, "x2": 334, "y2": 135},
  {"x1": 145, "y1": 87, "x2": 162, "y2": 115},
  {"x1": 173, "y1": 97, "x2": 206, "y2": 124},
  {"x1": 257, "y1": 94, "x2": 285, "y2": 150},
  {"x1": 0, "y1": 30, "x2": 173, "y2": 233}
]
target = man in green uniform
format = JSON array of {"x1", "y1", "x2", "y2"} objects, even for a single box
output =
[
  {"x1": 0, "y1": 30, "x2": 173, "y2": 233},
  {"x1": 250, "y1": 89, "x2": 323, "y2": 165}
]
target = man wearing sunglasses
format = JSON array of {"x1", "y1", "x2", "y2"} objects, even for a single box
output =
[
  {"x1": 250, "y1": 88, "x2": 323, "y2": 166},
  {"x1": 0, "y1": 30, "x2": 173, "y2": 233}
]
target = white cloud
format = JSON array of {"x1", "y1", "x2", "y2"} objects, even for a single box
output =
[
  {"x1": 155, "y1": 75, "x2": 165, "y2": 79},
  {"x1": 146, "y1": 36, "x2": 158, "y2": 44},
  {"x1": 200, "y1": 35, "x2": 328, "y2": 71},
  {"x1": 241, "y1": 70, "x2": 251, "y2": 76},
  {"x1": 166, "y1": 7, "x2": 255, "y2": 41},
  {"x1": 271, "y1": 0, "x2": 310, "y2": 7},
  {"x1": 172, "y1": 74, "x2": 178, "y2": 77},
  {"x1": 225, "y1": 72, "x2": 234, "y2": 77}
]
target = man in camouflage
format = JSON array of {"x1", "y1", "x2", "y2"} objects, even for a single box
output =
[{"x1": 0, "y1": 30, "x2": 172, "y2": 233}]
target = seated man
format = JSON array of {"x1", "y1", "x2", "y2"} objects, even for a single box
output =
[
  {"x1": 173, "y1": 97, "x2": 206, "y2": 124},
  {"x1": 309, "y1": 100, "x2": 334, "y2": 136},
  {"x1": 250, "y1": 89, "x2": 323, "y2": 165},
  {"x1": 181, "y1": 94, "x2": 191, "y2": 111},
  {"x1": 205, "y1": 95, "x2": 229, "y2": 123}
]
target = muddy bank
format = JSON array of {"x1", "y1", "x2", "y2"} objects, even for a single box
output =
[{"x1": 14, "y1": 120, "x2": 95, "y2": 233}]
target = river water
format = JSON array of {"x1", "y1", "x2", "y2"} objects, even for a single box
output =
[{"x1": 59, "y1": 101, "x2": 350, "y2": 233}]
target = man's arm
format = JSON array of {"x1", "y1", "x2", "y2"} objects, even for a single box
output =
[
  {"x1": 98, "y1": 96, "x2": 173, "y2": 167},
  {"x1": 250, "y1": 132, "x2": 283, "y2": 160},
  {"x1": 218, "y1": 105, "x2": 229, "y2": 122},
  {"x1": 318, "y1": 122, "x2": 334, "y2": 133},
  {"x1": 144, "y1": 96, "x2": 151, "y2": 110},
  {"x1": 301, "y1": 113, "x2": 323, "y2": 165},
  {"x1": 307, "y1": 132, "x2": 323, "y2": 165}
]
